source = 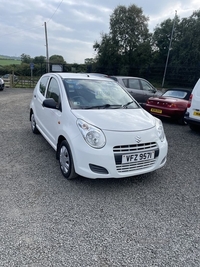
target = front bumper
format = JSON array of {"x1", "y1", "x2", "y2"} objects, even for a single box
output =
[{"x1": 70, "y1": 128, "x2": 168, "y2": 179}]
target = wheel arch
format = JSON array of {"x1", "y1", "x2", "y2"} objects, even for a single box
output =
[
  {"x1": 56, "y1": 135, "x2": 66, "y2": 159},
  {"x1": 29, "y1": 108, "x2": 33, "y2": 121}
]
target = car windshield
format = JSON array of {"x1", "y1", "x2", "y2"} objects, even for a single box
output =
[
  {"x1": 63, "y1": 79, "x2": 139, "y2": 109},
  {"x1": 163, "y1": 90, "x2": 187, "y2": 99}
]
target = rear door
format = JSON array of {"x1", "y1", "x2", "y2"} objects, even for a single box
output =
[{"x1": 126, "y1": 78, "x2": 145, "y2": 103}]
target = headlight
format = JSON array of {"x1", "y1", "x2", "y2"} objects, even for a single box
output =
[
  {"x1": 155, "y1": 118, "x2": 165, "y2": 142},
  {"x1": 77, "y1": 119, "x2": 106, "y2": 148}
]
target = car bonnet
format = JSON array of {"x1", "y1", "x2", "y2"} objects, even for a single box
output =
[{"x1": 71, "y1": 108, "x2": 155, "y2": 131}]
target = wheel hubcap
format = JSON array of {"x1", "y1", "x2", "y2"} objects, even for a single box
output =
[
  {"x1": 31, "y1": 114, "x2": 36, "y2": 130},
  {"x1": 60, "y1": 146, "x2": 70, "y2": 174}
]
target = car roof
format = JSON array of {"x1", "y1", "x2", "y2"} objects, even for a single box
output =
[
  {"x1": 110, "y1": 76, "x2": 142, "y2": 79},
  {"x1": 47, "y1": 72, "x2": 111, "y2": 81},
  {"x1": 85, "y1": 73, "x2": 108, "y2": 77}
]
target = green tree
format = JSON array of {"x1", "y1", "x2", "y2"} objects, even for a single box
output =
[
  {"x1": 173, "y1": 10, "x2": 200, "y2": 67},
  {"x1": 152, "y1": 10, "x2": 200, "y2": 85},
  {"x1": 21, "y1": 53, "x2": 32, "y2": 64},
  {"x1": 49, "y1": 55, "x2": 66, "y2": 64},
  {"x1": 152, "y1": 10, "x2": 200, "y2": 67},
  {"x1": 33, "y1": 56, "x2": 46, "y2": 64},
  {"x1": 84, "y1": 58, "x2": 95, "y2": 64},
  {"x1": 94, "y1": 4, "x2": 152, "y2": 75},
  {"x1": 93, "y1": 33, "x2": 120, "y2": 74}
]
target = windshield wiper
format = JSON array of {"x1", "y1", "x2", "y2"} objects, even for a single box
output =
[
  {"x1": 122, "y1": 101, "x2": 134, "y2": 108},
  {"x1": 84, "y1": 104, "x2": 122, "y2": 109}
]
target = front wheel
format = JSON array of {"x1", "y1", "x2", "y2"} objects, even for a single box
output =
[
  {"x1": 31, "y1": 112, "x2": 39, "y2": 134},
  {"x1": 58, "y1": 140, "x2": 78, "y2": 179}
]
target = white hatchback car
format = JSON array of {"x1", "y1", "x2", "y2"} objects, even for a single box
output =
[{"x1": 30, "y1": 73, "x2": 168, "y2": 179}]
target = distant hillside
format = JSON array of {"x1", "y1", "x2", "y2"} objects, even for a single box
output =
[
  {"x1": 0, "y1": 55, "x2": 21, "y2": 66},
  {"x1": 0, "y1": 55, "x2": 21, "y2": 60}
]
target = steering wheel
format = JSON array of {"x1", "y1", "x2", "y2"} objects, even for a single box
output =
[{"x1": 71, "y1": 96, "x2": 85, "y2": 104}]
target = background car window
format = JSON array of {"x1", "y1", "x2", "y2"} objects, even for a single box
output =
[
  {"x1": 122, "y1": 79, "x2": 128, "y2": 87},
  {"x1": 128, "y1": 79, "x2": 140, "y2": 90},
  {"x1": 39, "y1": 76, "x2": 49, "y2": 96},
  {"x1": 46, "y1": 78, "x2": 60, "y2": 104},
  {"x1": 164, "y1": 90, "x2": 187, "y2": 99},
  {"x1": 141, "y1": 80, "x2": 154, "y2": 91}
]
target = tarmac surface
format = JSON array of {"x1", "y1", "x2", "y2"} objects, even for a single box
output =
[{"x1": 0, "y1": 88, "x2": 200, "y2": 266}]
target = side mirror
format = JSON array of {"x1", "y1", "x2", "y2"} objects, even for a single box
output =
[{"x1": 43, "y1": 98, "x2": 57, "y2": 109}]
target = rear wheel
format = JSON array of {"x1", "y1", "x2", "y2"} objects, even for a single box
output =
[
  {"x1": 59, "y1": 140, "x2": 78, "y2": 179},
  {"x1": 178, "y1": 115, "x2": 187, "y2": 125}
]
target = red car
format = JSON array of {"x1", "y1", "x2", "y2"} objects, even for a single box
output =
[{"x1": 144, "y1": 88, "x2": 192, "y2": 124}]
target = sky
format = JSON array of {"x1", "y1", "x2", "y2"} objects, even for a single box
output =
[{"x1": 0, "y1": 0, "x2": 199, "y2": 64}]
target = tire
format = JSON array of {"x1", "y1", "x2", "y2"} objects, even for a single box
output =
[
  {"x1": 189, "y1": 123, "x2": 200, "y2": 131},
  {"x1": 178, "y1": 115, "x2": 187, "y2": 125},
  {"x1": 58, "y1": 140, "x2": 78, "y2": 179},
  {"x1": 31, "y1": 112, "x2": 39, "y2": 134}
]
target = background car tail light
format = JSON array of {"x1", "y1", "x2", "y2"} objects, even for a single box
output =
[
  {"x1": 187, "y1": 94, "x2": 193, "y2": 108},
  {"x1": 167, "y1": 103, "x2": 177, "y2": 108}
]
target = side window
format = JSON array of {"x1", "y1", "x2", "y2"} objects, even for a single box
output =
[
  {"x1": 128, "y1": 79, "x2": 140, "y2": 90},
  {"x1": 141, "y1": 80, "x2": 154, "y2": 91},
  {"x1": 46, "y1": 78, "x2": 60, "y2": 105},
  {"x1": 122, "y1": 79, "x2": 128, "y2": 87},
  {"x1": 39, "y1": 76, "x2": 49, "y2": 95}
]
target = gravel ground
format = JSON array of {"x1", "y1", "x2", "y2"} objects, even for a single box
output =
[{"x1": 0, "y1": 88, "x2": 200, "y2": 267}]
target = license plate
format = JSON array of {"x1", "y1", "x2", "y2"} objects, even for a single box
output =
[
  {"x1": 150, "y1": 108, "x2": 162, "y2": 114},
  {"x1": 122, "y1": 151, "x2": 155, "y2": 163},
  {"x1": 193, "y1": 111, "x2": 200, "y2": 116}
]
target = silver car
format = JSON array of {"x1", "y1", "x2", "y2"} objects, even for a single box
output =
[{"x1": 109, "y1": 76, "x2": 162, "y2": 105}]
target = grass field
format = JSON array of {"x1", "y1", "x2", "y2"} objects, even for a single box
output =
[{"x1": 0, "y1": 56, "x2": 21, "y2": 66}]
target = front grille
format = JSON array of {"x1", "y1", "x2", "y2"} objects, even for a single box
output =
[
  {"x1": 113, "y1": 142, "x2": 159, "y2": 173},
  {"x1": 113, "y1": 142, "x2": 157, "y2": 153}
]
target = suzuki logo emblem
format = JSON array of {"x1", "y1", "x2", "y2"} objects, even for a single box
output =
[{"x1": 135, "y1": 136, "x2": 141, "y2": 143}]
